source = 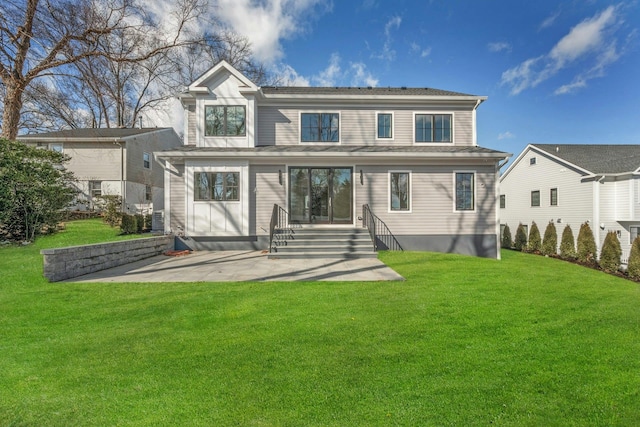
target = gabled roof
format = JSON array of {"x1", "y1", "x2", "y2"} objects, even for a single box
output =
[
  {"x1": 188, "y1": 60, "x2": 258, "y2": 94},
  {"x1": 260, "y1": 86, "x2": 476, "y2": 97},
  {"x1": 501, "y1": 144, "x2": 640, "y2": 181},
  {"x1": 18, "y1": 128, "x2": 175, "y2": 142}
]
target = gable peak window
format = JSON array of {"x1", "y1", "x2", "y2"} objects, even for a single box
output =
[
  {"x1": 301, "y1": 112, "x2": 339, "y2": 142},
  {"x1": 530, "y1": 157, "x2": 537, "y2": 165},
  {"x1": 415, "y1": 114, "x2": 452, "y2": 143},
  {"x1": 205, "y1": 105, "x2": 246, "y2": 136},
  {"x1": 377, "y1": 113, "x2": 393, "y2": 139}
]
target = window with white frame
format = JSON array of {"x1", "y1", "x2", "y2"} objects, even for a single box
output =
[
  {"x1": 500, "y1": 194, "x2": 506, "y2": 209},
  {"x1": 455, "y1": 172, "x2": 474, "y2": 211},
  {"x1": 204, "y1": 105, "x2": 246, "y2": 136},
  {"x1": 49, "y1": 143, "x2": 63, "y2": 153},
  {"x1": 143, "y1": 152, "x2": 151, "y2": 169},
  {"x1": 194, "y1": 172, "x2": 240, "y2": 201},
  {"x1": 145, "y1": 185, "x2": 152, "y2": 202},
  {"x1": 301, "y1": 112, "x2": 339, "y2": 142},
  {"x1": 389, "y1": 171, "x2": 410, "y2": 211},
  {"x1": 415, "y1": 114, "x2": 452, "y2": 142},
  {"x1": 550, "y1": 188, "x2": 558, "y2": 206},
  {"x1": 377, "y1": 113, "x2": 393, "y2": 139},
  {"x1": 531, "y1": 190, "x2": 540, "y2": 207},
  {"x1": 89, "y1": 181, "x2": 102, "y2": 199}
]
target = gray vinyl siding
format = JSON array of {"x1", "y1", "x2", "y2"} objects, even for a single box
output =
[
  {"x1": 251, "y1": 165, "x2": 287, "y2": 235},
  {"x1": 500, "y1": 148, "x2": 593, "y2": 244},
  {"x1": 126, "y1": 131, "x2": 181, "y2": 188},
  {"x1": 62, "y1": 142, "x2": 123, "y2": 181},
  {"x1": 169, "y1": 164, "x2": 186, "y2": 233},
  {"x1": 187, "y1": 105, "x2": 196, "y2": 145},
  {"x1": 257, "y1": 106, "x2": 475, "y2": 147},
  {"x1": 355, "y1": 164, "x2": 496, "y2": 235}
]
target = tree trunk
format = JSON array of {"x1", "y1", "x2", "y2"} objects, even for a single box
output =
[{"x1": 2, "y1": 82, "x2": 26, "y2": 141}]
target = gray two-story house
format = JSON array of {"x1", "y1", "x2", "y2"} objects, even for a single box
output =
[{"x1": 156, "y1": 61, "x2": 510, "y2": 258}]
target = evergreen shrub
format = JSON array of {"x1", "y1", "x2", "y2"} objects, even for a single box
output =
[
  {"x1": 577, "y1": 222, "x2": 597, "y2": 264},
  {"x1": 559, "y1": 225, "x2": 576, "y2": 259},
  {"x1": 501, "y1": 224, "x2": 512, "y2": 249},
  {"x1": 599, "y1": 231, "x2": 621, "y2": 273},
  {"x1": 514, "y1": 223, "x2": 527, "y2": 252},
  {"x1": 541, "y1": 221, "x2": 557, "y2": 256},
  {"x1": 528, "y1": 222, "x2": 541, "y2": 253},
  {"x1": 627, "y1": 236, "x2": 640, "y2": 279}
]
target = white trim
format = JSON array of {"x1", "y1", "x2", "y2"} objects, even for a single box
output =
[
  {"x1": 388, "y1": 170, "x2": 412, "y2": 213},
  {"x1": 298, "y1": 111, "x2": 342, "y2": 144},
  {"x1": 412, "y1": 112, "x2": 455, "y2": 145},
  {"x1": 375, "y1": 111, "x2": 394, "y2": 141},
  {"x1": 453, "y1": 170, "x2": 476, "y2": 212},
  {"x1": 189, "y1": 60, "x2": 258, "y2": 93}
]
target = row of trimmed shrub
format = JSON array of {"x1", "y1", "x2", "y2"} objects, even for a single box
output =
[
  {"x1": 120, "y1": 214, "x2": 153, "y2": 234},
  {"x1": 502, "y1": 221, "x2": 640, "y2": 279}
]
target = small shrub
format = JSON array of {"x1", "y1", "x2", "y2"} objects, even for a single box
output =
[
  {"x1": 541, "y1": 221, "x2": 558, "y2": 256},
  {"x1": 627, "y1": 236, "x2": 640, "y2": 279},
  {"x1": 528, "y1": 222, "x2": 541, "y2": 253},
  {"x1": 501, "y1": 224, "x2": 512, "y2": 249},
  {"x1": 120, "y1": 214, "x2": 138, "y2": 235},
  {"x1": 514, "y1": 223, "x2": 527, "y2": 252},
  {"x1": 559, "y1": 225, "x2": 576, "y2": 259},
  {"x1": 135, "y1": 214, "x2": 144, "y2": 233},
  {"x1": 599, "y1": 231, "x2": 621, "y2": 273},
  {"x1": 144, "y1": 214, "x2": 153, "y2": 231},
  {"x1": 97, "y1": 195, "x2": 122, "y2": 227},
  {"x1": 577, "y1": 222, "x2": 598, "y2": 264}
]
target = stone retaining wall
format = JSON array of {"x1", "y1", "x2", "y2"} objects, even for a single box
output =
[{"x1": 41, "y1": 236, "x2": 174, "y2": 282}]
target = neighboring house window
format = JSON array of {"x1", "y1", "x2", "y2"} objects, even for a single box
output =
[
  {"x1": 301, "y1": 112, "x2": 339, "y2": 142},
  {"x1": 415, "y1": 114, "x2": 452, "y2": 143},
  {"x1": 204, "y1": 105, "x2": 246, "y2": 136},
  {"x1": 143, "y1": 152, "x2": 151, "y2": 169},
  {"x1": 145, "y1": 185, "x2": 152, "y2": 202},
  {"x1": 531, "y1": 190, "x2": 540, "y2": 207},
  {"x1": 500, "y1": 194, "x2": 506, "y2": 209},
  {"x1": 49, "y1": 143, "x2": 63, "y2": 153},
  {"x1": 550, "y1": 188, "x2": 558, "y2": 206},
  {"x1": 455, "y1": 172, "x2": 475, "y2": 211},
  {"x1": 377, "y1": 113, "x2": 393, "y2": 139},
  {"x1": 389, "y1": 172, "x2": 410, "y2": 211},
  {"x1": 630, "y1": 226, "x2": 640, "y2": 244},
  {"x1": 89, "y1": 181, "x2": 102, "y2": 198},
  {"x1": 194, "y1": 172, "x2": 240, "y2": 201},
  {"x1": 530, "y1": 157, "x2": 536, "y2": 165}
]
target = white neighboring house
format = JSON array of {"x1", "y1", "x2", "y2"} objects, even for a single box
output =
[
  {"x1": 499, "y1": 144, "x2": 640, "y2": 262},
  {"x1": 19, "y1": 128, "x2": 182, "y2": 222}
]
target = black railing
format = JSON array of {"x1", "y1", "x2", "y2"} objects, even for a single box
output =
[
  {"x1": 269, "y1": 204, "x2": 291, "y2": 253},
  {"x1": 362, "y1": 204, "x2": 403, "y2": 251}
]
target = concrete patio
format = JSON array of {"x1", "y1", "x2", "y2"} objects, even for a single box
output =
[{"x1": 65, "y1": 250, "x2": 405, "y2": 282}]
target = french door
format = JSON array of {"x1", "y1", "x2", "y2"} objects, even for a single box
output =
[{"x1": 289, "y1": 167, "x2": 352, "y2": 224}]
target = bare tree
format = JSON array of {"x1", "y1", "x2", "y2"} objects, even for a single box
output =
[{"x1": 0, "y1": 0, "x2": 206, "y2": 139}]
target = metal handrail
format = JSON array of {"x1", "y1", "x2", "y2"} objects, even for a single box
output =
[
  {"x1": 269, "y1": 204, "x2": 290, "y2": 253},
  {"x1": 362, "y1": 204, "x2": 403, "y2": 251}
]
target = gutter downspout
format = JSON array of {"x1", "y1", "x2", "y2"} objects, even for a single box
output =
[
  {"x1": 114, "y1": 141, "x2": 125, "y2": 212},
  {"x1": 593, "y1": 175, "x2": 605, "y2": 258}
]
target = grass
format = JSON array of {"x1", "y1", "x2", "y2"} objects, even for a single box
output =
[{"x1": 1, "y1": 220, "x2": 639, "y2": 426}]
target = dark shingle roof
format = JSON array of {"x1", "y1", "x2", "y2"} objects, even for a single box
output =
[
  {"x1": 261, "y1": 86, "x2": 477, "y2": 97},
  {"x1": 534, "y1": 144, "x2": 640, "y2": 174},
  {"x1": 18, "y1": 128, "x2": 171, "y2": 140}
]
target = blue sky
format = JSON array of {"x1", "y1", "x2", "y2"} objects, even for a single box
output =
[{"x1": 212, "y1": 0, "x2": 639, "y2": 162}]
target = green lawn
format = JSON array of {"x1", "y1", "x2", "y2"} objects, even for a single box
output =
[{"x1": 1, "y1": 220, "x2": 639, "y2": 426}]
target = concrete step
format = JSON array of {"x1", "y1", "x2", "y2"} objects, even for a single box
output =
[
  {"x1": 268, "y1": 251, "x2": 378, "y2": 260},
  {"x1": 269, "y1": 227, "x2": 376, "y2": 259}
]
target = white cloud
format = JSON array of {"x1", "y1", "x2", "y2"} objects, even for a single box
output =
[
  {"x1": 498, "y1": 131, "x2": 515, "y2": 140},
  {"x1": 350, "y1": 62, "x2": 379, "y2": 87},
  {"x1": 372, "y1": 16, "x2": 402, "y2": 61},
  {"x1": 312, "y1": 53, "x2": 343, "y2": 87},
  {"x1": 213, "y1": 0, "x2": 332, "y2": 64},
  {"x1": 274, "y1": 54, "x2": 378, "y2": 88},
  {"x1": 488, "y1": 42, "x2": 511, "y2": 53},
  {"x1": 410, "y1": 42, "x2": 432, "y2": 58},
  {"x1": 271, "y1": 63, "x2": 311, "y2": 86},
  {"x1": 539, "y1": 10, "x2": 561, "y2": 30},
  {"x1": 501, "y1": 5, "x2": 624, "y2": 95}
]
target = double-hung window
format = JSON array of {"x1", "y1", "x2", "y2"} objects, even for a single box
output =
[
  {"x1": 301, "y1": 113, "x2": 339, "y2": 142},
  {"x1": 377, "y1": 113, "x2": 393, "y2": 139},
  {"x1": 455, "y1": 172, "x2": 475, "y2": 211},
  {"x1": 389, "y1": 172, "x2": 410, "y2": 211},
  {"x1": 415, "y1": 114, "x2": 452, "y2": 142},
  {"x1": 194, "y1": 172, "x2": 240, "y2": 201},
  {"x1": 531, "y1": 190, "x2": 540, "y2": 207},
  {"x1": 550, "y1": 188, "x2": 558, "y2": 206},
  {"x1": 89, "y1": 181, "x2": 102, "y2": 199},
  {"x1": 205, "y1": 106, "x2": 246, "y2": 136},
  {"x1": 143, "y1": 152, "x2": 151, "y2": 169}
]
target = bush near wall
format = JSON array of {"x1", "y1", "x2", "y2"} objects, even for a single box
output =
[
  {"x1": 514, "y1": 224, "x2": 527, "y2": 252},
  {"x1": 501, "y1": 224, "x2": 513, "y2": 249},
  {"x1": 120, "y1": 214, "x2": 138, "y2": 235},
  {"x1": 559, "y1": 225, "x2": 576, "y2": 260},
  {"x1": 599, "y1": 231, "x2": 622, "y2": 273},
  {"x1": 628, "y1": 236, "x2": 640, "y2": 279},
  {"x1": 541, "y1": 221, "x2": 558, "y2": 256},
  {"x1": 528, "y1": 222, "x2": 542, "y2": 253},
  {"x1": 577, "y1": 222, "x2": 598, "y2": 264}
]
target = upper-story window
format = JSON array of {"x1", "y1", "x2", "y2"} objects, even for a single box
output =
[
  {"x1": 415, "y1": 114, "x2": 452, "y2": 143},
  {"x1": 301, "y1": 112, "x2": 339, "y2": 142},
  {"x1": 143, "y1": 152, "x2": 151, "y2": 169},
  {"x1": 205, "y1": 106, "x2": 246, "y2": 136},
  {"x1": 377, "y1": 113, "x2": 393, "y2": 139},
  {"x1": 49, "y1": 143, "x2": 63, "y2": 153}
]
